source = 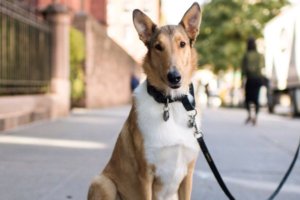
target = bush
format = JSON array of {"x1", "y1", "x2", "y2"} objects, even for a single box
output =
[{"x1": 70, "y1": 27, "x2": 85, "y2": 107}]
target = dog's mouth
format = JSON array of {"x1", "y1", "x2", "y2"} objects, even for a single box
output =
[
  {"x1": 168, "y1": 83, "x2": 181, "y2": 89},
  {"x1": 158, "y1": 75, "x2": 181, "y2": 90}
]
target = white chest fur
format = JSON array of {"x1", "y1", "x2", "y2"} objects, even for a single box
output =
[{"x1": 134, "y1": 82, "x2": 200, "y2": 200}]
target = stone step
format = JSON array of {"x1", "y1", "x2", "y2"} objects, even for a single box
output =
[{"x1": 0, "y1": 109, "x2": 50, "y2": 131}]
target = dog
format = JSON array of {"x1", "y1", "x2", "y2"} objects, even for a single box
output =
[{"x1": 88, "y1": 3, "x2": 202, "y2": 200}]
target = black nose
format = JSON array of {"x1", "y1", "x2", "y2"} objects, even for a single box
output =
[{"x1": 167, "y1": 68, "x2": 181, "y2": 85}]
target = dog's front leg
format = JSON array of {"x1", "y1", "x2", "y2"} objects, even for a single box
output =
[
  {"x1": 138, "y1": 173, "x2": 154, "y2": 200},
  {"x1": 178, "y1": 161, "x2": 196, "y2": 200}
]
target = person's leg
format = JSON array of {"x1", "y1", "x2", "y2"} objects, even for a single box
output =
[
  {"x1": 254, "y1": 100, "x2": 259, "y2": 115},
  {"x1": 245, "y1": 100, "x2": 251, "y2": 124},
  {"x1": 252, "y1": 99, "x2": 259, "y2": 125},
  {"x1": 252, "y1": 80, "x2": 261, "y2": 125},
  {"x1": 245, "y1": 79, "x2": 252, "y2": 124}
]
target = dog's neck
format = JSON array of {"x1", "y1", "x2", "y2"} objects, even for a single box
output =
[{"x1": 146, "y1": 80, "x2": 195, "y2": 112}]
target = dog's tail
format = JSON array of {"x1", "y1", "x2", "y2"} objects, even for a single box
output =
[{"x1": 87, "y1": 174, "x2": 118, "y2": 200}]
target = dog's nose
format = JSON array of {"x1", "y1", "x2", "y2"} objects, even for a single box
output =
[{"x1": 167, "y1": 68, "x2": 181, "y2": 85}]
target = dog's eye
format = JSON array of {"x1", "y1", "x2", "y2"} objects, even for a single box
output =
[
  {"x1": 180, "y1": 41, "x2": 186, "y2": 48},
  {"x1": 154, "y1": 44, "x2": 163, "y2": 51}
]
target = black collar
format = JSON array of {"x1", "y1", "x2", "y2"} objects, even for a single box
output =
[{"x1": 146, "y1": 80, "x2": 195, "y2": 111}]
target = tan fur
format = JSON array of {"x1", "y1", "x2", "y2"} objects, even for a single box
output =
[
  {"x1": 142, "y1": 26, "x2": 198, "y2": 94},
  {"x1": 88, "y1": 106, "x2": 156, "y2": 200},
  {"x1": 178, "y1": 161, "x2": 196, "y2": 200},
  {"x1": 88, "y1": 3, "x2": 201, "y2": 200}
]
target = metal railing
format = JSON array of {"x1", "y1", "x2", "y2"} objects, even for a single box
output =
[{"x1": 0, "y1": 0, "x2": 52, "y2": 95}]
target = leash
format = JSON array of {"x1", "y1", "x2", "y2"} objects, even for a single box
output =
[
  {"x1": 196, "y1": 134, "x2": 235, "y2": 200},
  {"x1": 266, "y1": 137, "x2": 300, "y2": 200},
  {"x1": 196, "y1": 133, "x2": 300, "y2": 200},
  {"x1": 146, "y1": 80, "x2": 300, "y2": 200}
]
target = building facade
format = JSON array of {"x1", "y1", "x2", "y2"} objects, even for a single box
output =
[
  {"x1": 19, "y1": 0, "x2": 161, "y2": 63},
  {"x1": 19, "y1": 0, "x2": 107, "y2": 24},
  {"x1": 106, "y1": 0, "x2": 161, "y2": 63}
]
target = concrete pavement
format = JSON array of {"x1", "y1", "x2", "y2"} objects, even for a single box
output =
[
  {"x1": 192, "y1": 108, "x2": 300, "y2": 200},
  {"x1": 0, "y1": 106, "x2": 299, "y2": 200}
]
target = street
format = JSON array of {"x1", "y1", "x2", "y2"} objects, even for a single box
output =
[{"x1": 0, "y1": 106, "x2": 299, "y2": 200}]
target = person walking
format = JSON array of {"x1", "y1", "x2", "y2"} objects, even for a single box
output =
[
  {"x1": 130, "y1": 73, "x2": 139, "y2": 92},
  {"x1": 241, "y1": 37, "x2": 264, "y2": 125}
]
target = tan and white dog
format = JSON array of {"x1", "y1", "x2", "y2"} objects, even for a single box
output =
[{"x1": 88, "y1": 3, "x2": 202, "y2": 200}]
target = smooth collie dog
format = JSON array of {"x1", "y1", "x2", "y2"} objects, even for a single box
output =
[{"x1": 88, "y1": 3, "x2": 202, "y2": 200}]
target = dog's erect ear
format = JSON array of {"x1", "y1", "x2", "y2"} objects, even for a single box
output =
[
  {"x1": 179, "y1": 3, "x2": 202, "y2": 45},
  {"x1": 133, "y1": 9, "x2": 157, "y2": 45}
]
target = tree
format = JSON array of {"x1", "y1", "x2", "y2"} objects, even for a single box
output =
[{"x1": 196, "y1": 0, "x2": 289, "y2": 73}]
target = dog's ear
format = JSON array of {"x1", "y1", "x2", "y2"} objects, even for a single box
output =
[
  {"x1": 179, "y1": 3, "x2": 202, "y2": 45},
  {"x1": 133, "y1": 9, "x2": 157, "y2": 46}
]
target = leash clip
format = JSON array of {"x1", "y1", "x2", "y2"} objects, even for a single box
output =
[
  {"x1": 188, "y1": 109, "x2": 197, "y2": 128},
  {"x1": 188, "y1": 109, "x2": 203, "y2": 139},
  {"x1": 194, "y1": 129, "x2": 203, "y2": 139},
  {"x1": 193, "y1": 120, "x2": 203, "y2": 139}
]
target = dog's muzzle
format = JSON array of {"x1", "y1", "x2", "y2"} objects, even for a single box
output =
[{"x1": 167, "y1": 68, "x2": 181, "y2": 89}]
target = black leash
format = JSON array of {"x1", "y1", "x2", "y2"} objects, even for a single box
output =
[
  {"x1": 266, "y1": 137, "x2": 300, "y2": 200},
  {"x1": 196, "y1": 135, "x2": 235, "y2": 200},
  {"x1": 197, "y1": 134, "x2": 300, "y2": 200},
  {"x1": 146, "y1": 80, "x2": 300, "y2": 200}
]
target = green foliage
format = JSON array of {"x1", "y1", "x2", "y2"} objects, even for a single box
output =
[
  {"x1": 70, "y1": 27, "x2": 85, "y2": 106},
  {"x1": 196, "y1": 0, "x2": 289, "y2": 72}
]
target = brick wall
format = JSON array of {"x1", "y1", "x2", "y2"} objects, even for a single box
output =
[
  {"x1": 21, "y1": 0, "x2": 106, "y2": 24},
  {"x1": 73, "y1": 14, "x2": 138, "y2": 108},
  {"x1": 90, "y1": 0, "x2": 106, "y2": 25}
]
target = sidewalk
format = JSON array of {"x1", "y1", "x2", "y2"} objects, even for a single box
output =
[
  {"x1": 192, "y1": 107, "x2": 300, "y2": 200},
  {"x1": 0, "y1": 106, "x2": 130, "y2": 200},
  {"x1": 0, "y1": 106, "x2": 299, "y2": 200}
]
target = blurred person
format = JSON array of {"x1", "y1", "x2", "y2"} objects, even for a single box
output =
[
  {"x1": 241, "y1": 37, "x2": 264, "y2": 125},
  {"x1": 205, "y1": 83, "x2": 210, "y2": 107},
  {"x1": 130, "y1": 73, "x2": 139, "y2": 92}
]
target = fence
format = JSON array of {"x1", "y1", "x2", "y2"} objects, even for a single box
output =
[{"x1": 0, "y1": 0, "x2": 52, "y2": 95}]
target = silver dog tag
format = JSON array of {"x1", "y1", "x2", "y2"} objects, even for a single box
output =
[
  {"x1": 163, "y1": 100, "x2": 170, "y2": 121},
  {"x1": 163, "y1": 110, "x2": 169, "y2": 121}
]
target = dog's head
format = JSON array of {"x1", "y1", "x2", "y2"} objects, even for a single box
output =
[{"x1": 133, "y1": 3, "x2": 201, "y2": 97}]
